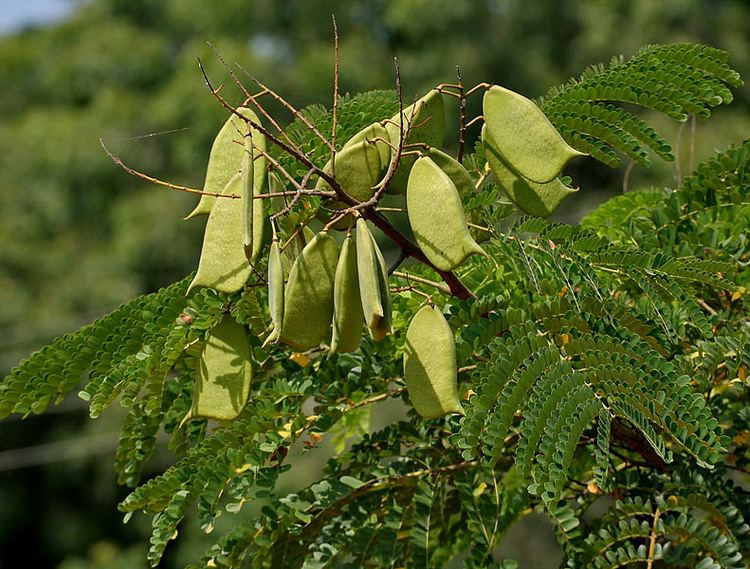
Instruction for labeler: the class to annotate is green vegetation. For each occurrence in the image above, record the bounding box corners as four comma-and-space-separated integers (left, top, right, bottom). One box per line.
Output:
1, 2, 749, 567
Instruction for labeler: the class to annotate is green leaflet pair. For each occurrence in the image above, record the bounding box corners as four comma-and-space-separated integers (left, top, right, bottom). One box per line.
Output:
188, 107, 268, 294
482, 85, 584, 217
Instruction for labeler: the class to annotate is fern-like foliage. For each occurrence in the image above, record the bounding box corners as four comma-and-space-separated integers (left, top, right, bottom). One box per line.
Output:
540, 43, 743, 168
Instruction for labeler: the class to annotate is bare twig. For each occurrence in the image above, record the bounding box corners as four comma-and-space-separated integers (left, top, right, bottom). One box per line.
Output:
331, 15, 340, 177
393, 271, 452, 295
236, 65, 335, 154
270, 169, 316, 221
465, 115, 485, 129
207, 42, 298, 151
456, 66, 467, 163
646, 507, 661, 569
466, 82, 491, 96
100, 139, 239, 198
197, 58, 340, 191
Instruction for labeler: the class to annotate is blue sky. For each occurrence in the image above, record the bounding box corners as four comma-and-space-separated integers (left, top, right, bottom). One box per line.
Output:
0, 0, 75, 34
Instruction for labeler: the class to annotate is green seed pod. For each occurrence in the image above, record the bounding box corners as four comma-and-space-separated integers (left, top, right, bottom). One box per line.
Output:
483, 126, 578, 217
241, 132, 254, 262
265, 238, 284, 345
189, 314, 252, 421
278, 231, 340, 350
331, 234, 365, 353
406, 156, 485, 271
345, 122, 392, 166
426, 147, 475, 197
483, 85, 585, 184
186, 107, 261, 219
356, 219, 392, 341
189, 173, 252, 294
427, 148, 487, 242
403, 305, 464, 419
315, 139, 387, 202
250, 121, 268, 264
315, 137, 388, 231
385, 89, 445, 194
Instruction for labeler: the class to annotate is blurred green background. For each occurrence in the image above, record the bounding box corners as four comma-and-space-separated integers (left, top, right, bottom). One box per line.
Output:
0, 1, 747, 567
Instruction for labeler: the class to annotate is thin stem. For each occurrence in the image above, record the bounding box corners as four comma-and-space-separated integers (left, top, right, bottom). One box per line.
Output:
235, 64, 335, 154
331, 15, 340, 177
465, 115, 484, 129
645, 507, 661, 569
456, 66, 467, 163
622, 160, 635, 193
674, 119, 687, 186
207, 43, 298, 150
466, 82, 491, 96
100, 139, 239, 198
197, 58, 340, 191
392, 271, 452, 295
270, 169, 316, 221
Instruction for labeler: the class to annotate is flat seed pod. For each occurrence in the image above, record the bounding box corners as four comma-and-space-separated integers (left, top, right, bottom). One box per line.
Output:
385, 89, 445, 194
427, 148, 487, 242
483, 126, 578, 217
403, 305, 463, 419
315, 138, 387, 230
345, 122, 391, 166
250, 122, 268, 264
315, 139, 386, 202
186, 107, 260, 219
190, 314, 252, 421
331, 234, 365, 353
241, 132, 254, 262
356, 219, 392, 341
427, 147, 475, 197
406, 156, 485, 271
266, 238, 284, 345
278, 231, 339, 350
189, 174, 252, 294
483, 85, 585, 184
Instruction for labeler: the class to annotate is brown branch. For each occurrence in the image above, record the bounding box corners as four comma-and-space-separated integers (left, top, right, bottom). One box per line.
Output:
465, 115, 484, 129
363, 209, 474, 300
100, 139, 240, 198
610, 418, 668, 471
